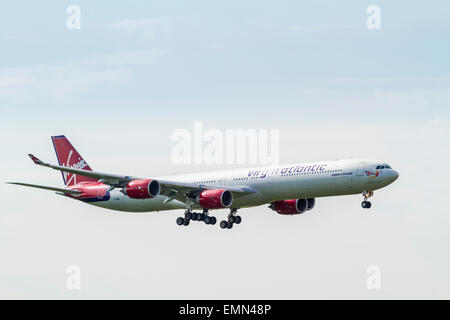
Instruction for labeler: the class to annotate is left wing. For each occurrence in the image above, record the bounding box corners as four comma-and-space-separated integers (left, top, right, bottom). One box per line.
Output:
28, 154, 136, 187
157, 179, 256, 204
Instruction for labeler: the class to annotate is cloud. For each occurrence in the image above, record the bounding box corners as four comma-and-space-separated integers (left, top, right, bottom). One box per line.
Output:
109, 18, 173, 40
0, 64, 130, 104
288, 25, 349, 32
100, 49, 166, 66
0, 34, 19, 40
0, 49, 166, 104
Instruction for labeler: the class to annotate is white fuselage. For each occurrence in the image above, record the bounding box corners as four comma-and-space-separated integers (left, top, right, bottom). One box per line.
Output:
89, 159, 399, 213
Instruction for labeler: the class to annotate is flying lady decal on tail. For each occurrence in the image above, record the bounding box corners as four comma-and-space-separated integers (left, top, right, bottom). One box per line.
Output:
51, 135, 97, 186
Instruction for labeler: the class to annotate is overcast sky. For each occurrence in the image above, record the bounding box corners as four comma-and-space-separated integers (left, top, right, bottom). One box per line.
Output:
1, 1, 449, 299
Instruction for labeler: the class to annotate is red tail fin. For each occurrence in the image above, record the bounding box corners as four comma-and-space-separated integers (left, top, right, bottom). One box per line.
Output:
51, 135, 97, 186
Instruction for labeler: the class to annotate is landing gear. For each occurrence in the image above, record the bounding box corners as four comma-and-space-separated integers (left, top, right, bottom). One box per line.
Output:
176, 209, 217, 226
361, 201, 372, 209
204, 216, 217, 225
219, 220, 234, 229
176, 210, 193, 226
220, 208, 241, 230
201, 209, 216, 225
361, 191, 374, 209
220, 220, 228, 229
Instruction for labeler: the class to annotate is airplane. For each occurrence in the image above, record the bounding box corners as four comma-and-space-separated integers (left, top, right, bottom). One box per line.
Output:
7, 135, 399, 229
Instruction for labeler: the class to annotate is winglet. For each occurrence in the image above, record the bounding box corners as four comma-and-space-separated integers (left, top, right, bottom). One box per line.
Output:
28, 154, 43, 165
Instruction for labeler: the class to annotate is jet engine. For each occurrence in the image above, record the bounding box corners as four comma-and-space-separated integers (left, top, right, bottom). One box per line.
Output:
306, 198, 315, 210
196, 189, 233, 209
123, 179, 160, 199
269, 198, 308, 215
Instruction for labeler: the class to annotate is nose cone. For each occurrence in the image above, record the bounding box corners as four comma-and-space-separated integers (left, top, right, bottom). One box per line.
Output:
390, 170, 399, 182
393, 170, 399, 180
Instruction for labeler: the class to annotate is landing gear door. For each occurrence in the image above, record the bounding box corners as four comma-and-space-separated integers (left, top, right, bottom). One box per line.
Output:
356, 162, 366, 176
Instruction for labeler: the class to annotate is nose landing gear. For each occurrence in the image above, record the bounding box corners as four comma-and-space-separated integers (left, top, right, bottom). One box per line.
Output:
361, 190, 373, 209
220, 208, 242, 230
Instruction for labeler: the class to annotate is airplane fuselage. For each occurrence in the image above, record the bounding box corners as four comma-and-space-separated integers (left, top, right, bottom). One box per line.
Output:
90, 158, 399, 213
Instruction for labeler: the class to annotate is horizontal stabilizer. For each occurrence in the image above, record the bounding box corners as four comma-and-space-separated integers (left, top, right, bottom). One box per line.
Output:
6, 182, 82, 196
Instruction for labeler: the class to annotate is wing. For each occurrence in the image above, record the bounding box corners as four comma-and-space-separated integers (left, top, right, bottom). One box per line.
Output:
6, 182, 82, 196
157, 179, 256, 204
28, 154, 138, 186
27, 154, 256, 203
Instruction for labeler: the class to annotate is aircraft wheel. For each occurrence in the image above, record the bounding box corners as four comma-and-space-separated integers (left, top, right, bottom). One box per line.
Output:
226, 222, 233, 229
220, 220, 227, 229
183, 218, 190, 226
192, 212, 198, 221
361, 201, 372, 209
228, 215, 235, 223
234, 216, 242, 224
209, 217, 217, 225
204, 216, 211, 224
176, 217, 184, 225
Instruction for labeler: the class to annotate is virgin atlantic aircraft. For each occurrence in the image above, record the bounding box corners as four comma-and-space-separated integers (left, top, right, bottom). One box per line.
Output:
8, 136, 399, 229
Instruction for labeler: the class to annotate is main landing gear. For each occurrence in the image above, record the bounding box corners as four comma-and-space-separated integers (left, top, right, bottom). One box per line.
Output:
219, 208, 242, 230
176, 207, 241, 229
176, 209, 217, 227
361, 190, 374, 209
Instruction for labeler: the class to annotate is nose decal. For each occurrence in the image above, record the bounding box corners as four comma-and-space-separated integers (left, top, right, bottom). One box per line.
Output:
365, 170, 380, 178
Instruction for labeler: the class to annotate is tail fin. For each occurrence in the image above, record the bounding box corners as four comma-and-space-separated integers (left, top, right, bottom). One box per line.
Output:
51, 135, 97, 186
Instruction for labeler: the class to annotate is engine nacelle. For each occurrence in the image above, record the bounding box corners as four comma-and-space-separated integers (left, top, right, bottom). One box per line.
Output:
123, 179, 160, 199
196, 189, 233, 209
69, 182, 110, 201
306, 198, 315, 210
270, 198, 308, 215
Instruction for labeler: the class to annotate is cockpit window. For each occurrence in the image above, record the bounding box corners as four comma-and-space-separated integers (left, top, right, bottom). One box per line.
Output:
376, 164, 392, 169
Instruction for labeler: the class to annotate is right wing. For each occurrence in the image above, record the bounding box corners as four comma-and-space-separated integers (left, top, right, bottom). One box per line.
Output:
6, 182, 82, 196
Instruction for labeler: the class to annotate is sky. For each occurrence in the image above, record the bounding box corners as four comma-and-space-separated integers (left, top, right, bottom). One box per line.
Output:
0, 1, 449, 299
